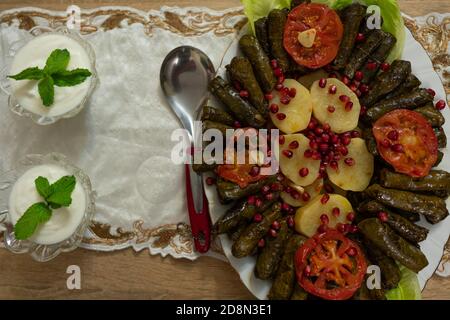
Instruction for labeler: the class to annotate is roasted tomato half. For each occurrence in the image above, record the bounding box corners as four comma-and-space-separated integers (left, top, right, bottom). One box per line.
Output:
284, 3, 344, 69
295, 229, 367, 300
373, 109, 438, 178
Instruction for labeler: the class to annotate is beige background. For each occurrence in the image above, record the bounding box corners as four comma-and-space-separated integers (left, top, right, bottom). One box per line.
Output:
0, 0, 449, 299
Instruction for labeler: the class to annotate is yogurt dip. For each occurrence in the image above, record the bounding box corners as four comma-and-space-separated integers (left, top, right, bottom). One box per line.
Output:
8, 164, 87, 245
9, 33, 92, 117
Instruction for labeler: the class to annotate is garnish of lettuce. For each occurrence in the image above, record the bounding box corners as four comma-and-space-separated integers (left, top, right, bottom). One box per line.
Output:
241, 0, 405, 61
386, 265, 422, 300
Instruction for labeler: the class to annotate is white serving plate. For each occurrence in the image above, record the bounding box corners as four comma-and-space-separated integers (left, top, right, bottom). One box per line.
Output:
205, 24, 450, 300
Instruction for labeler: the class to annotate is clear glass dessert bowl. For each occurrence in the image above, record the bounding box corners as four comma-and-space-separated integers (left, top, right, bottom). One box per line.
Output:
0, 26, 98, 125
0, 153, 95, 262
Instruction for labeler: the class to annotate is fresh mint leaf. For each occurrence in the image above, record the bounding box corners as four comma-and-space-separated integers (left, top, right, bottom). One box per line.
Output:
44, 48, 70, 75
14, 202, 52, 240
47, 175, 76, 208
53, 68, 92, 87
8, 67, 45, 80
35, 176, 52, 199
38, 75, 55, 107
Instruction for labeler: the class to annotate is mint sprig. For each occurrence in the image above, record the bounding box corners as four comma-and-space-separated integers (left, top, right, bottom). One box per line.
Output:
8, 48, 92, 107
14, 175, 76, 240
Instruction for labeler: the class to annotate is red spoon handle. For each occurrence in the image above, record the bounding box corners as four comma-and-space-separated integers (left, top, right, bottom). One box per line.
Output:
185, 163, 211, 253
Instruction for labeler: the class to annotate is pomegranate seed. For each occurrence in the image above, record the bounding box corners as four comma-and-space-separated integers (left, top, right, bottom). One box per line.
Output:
291, 190, 301, 200
281, 203, 291, 212
289, 88, 297, 98
329, 85, 337, 94
426, 88, 436, 97
247, 195, 256, 205
308, 119, 317, 130
339, 145, 349, 156
302, 191, 311, 202
351, 130, 360, 138
345, 101, 354, 111
319, 143, 329, 152
342, 76, 350, 85
332, 207, 340, 217
278, 136, 285, 147
436, 100, 446, 110
282, 150, 293, 158
344, 158, 355, 166
265, 93, 273, 101
270, 59, 278, 69
255, 198, 263, 208
269, 228, 278, 237
331, 135, 339, 144
253, 213, 263, 223
272, 220, 281, 230
309, 140, 318, 150
319, 78, 327, 88
347, 212, 355, 222
359, 84, 369, 94
378, 211, 389, 222
339, 95, 350, 103
274, 67, 283, 77
299, 167, 309, 177
356, 33, 365, 42
315, 127, 324, 135
346, 247, 357, 257
289, 141, 299, 149
277, 113, 287, 120
206, 177, 216, 185
234, 121, 241, 128
391, 144, 404, 153
381, 139, 391, 148
349, 83, 358, 92
275, 83, 284, 91
271, 183, 281, 191
262, 185, 271, 194
317, 224, 328, 234
354, 71, 364, 81
341, 136, 351, 146
360, 105, 367, 116
324, 184, 334, 194
329, 73, 338, 78
380, 62, 390, 72
330, 161, 338, 170
249, 166, 260, 177
337, 223, 346, 233
270, 103, 279, 114
304, 149, 313, 158
265, 192, 274, 201
349, 225, 359, 233
320, 214, 329, 225
366, 61, 377, 71
287, 216, 295, 228
387, 130, 399, 141
239, 90, 249, 98
257, 238, 265, 248
323, 123, 331, 132
321, 134, 330, 143
321, 193, 330, 205
285, 186, 292, 194
312, 151, 321, 160
280, 96, 291, 105
277, 75, 285, 84
327, 105, 336, 113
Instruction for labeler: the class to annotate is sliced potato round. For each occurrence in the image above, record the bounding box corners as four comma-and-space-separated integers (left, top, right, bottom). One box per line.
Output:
279, 134, 321, 187
311, 78, 361, 133
281, 178, 324, 207
270, 79, 312, 134
295, 194, 354, 237
327, 138, 374, 192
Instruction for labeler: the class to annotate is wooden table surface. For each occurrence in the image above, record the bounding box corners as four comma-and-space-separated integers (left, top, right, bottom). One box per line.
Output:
0, 0, 449, 300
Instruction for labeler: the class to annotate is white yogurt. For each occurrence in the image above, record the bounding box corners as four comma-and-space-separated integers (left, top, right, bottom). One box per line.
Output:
9, 34, 92, 117
8, 164, 87, 245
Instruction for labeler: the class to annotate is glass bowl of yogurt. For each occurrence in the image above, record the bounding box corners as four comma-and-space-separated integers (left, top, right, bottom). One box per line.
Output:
0, 26, 97, 125
0, 153, 95, 262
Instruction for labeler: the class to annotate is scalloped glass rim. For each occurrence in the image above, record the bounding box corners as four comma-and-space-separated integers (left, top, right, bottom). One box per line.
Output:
0, 153, 96, 262
0, 26, 98, 125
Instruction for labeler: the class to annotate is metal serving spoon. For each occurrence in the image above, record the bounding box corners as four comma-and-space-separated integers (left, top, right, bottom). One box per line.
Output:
160, 46, 215, 253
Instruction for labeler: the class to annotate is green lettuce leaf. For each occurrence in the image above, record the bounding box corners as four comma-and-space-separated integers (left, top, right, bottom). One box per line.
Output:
241, 0, 405, 60
386, 265, 422, 300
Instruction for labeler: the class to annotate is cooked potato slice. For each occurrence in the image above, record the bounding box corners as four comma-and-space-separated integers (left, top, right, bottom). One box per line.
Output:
311, 78, 361, 133
327, 138, 374, 192
270, 79, 312, 134
281, 179, 324, 207
295, 194, 354, 237
279, 134, 321, 186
